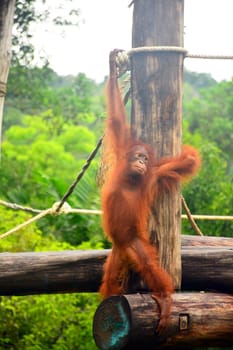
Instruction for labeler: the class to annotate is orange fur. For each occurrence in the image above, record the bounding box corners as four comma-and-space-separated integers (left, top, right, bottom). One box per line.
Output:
100, 50, 201, 333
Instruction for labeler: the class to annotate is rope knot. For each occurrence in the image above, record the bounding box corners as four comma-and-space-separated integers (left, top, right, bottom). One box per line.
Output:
50, 201, 72, 215
116, 51, 130, 77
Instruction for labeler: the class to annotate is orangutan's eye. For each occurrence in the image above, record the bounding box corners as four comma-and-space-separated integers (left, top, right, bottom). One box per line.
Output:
136, 153, 148, 163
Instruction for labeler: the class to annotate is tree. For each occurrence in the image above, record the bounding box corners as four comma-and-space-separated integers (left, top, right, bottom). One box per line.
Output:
184, 69, 217, 91
13, 0, 80, 65
4, 65, 105, 131
183, 80, 233, 165
0, 111, 102, 245
0, 0, 16, 143
182, 124, 233, 237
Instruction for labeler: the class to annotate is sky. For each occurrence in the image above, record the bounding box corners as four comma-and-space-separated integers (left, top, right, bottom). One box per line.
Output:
33, 0, 233, 82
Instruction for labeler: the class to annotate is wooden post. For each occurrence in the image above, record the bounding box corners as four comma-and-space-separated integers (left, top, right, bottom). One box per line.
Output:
93, 293, 233, 350
0, 0, 15, 144
130, 1, 185, 288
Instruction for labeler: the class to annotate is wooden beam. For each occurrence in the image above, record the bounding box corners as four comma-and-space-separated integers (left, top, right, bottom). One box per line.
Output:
93, 292, 233, 349
0, 239, 232, 295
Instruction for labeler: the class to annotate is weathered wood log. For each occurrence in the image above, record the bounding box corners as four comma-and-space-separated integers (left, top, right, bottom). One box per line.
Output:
131, 0, 185, 290
181, 234, 233, 247
93, 292, 233, 349
181, 247, 233, 292
0, 242, 232, 295
0, 250, 107, 295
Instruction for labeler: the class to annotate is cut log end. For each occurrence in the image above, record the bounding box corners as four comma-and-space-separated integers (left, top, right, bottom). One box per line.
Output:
93, 296, 131, 350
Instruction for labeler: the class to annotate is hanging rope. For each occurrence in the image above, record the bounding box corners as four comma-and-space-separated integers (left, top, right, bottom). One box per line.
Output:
55, 136, 103, 213
181, 196, 203, 236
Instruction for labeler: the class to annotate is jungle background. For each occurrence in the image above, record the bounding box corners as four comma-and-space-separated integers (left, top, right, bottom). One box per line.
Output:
0, 1, 232, 349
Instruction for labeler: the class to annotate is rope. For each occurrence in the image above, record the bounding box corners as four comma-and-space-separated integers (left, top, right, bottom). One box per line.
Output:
0, 200, 42, 214
0, 136, 103, 239
0, 209, 51, 240
181, 214, 233, 221
0, 201, 102, 239
0, 135, 103, 238
181, 196, 203, 236
129, 46, 233, 59
116, 48, 233, 76
186, 54, 233, 60
0, 197, 232, 239
1, 200, 232, 220
0, 199, 102, 215
129, 46, 188, 55
55, 136, 103, 213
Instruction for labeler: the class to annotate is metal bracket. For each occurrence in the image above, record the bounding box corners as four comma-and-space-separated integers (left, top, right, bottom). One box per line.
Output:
179, 313, 190, 331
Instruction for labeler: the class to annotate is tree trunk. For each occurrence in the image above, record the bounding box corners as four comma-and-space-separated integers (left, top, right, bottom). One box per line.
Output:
131, 0, 185, 289
93, 293, 233, 349
0, 0, 15, 143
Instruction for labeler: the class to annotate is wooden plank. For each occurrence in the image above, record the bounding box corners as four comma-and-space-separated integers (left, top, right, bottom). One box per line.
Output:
0, 244, 232, 295
93, 292, 233, 349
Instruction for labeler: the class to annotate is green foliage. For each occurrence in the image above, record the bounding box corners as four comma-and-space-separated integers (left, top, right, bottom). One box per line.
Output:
3, 66, 105, 245
1, 62, 233, 350
184, 69, 217, 91
5, 66, 105, 131
183, 76, 233, 237
0, 293, 98, 350
0, 110, 102, 245
58, 124, 96, 155
0, 206, 74, 252
182, 124, 233, 237
183, 80, 233, 165
0, 208, 99, 350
